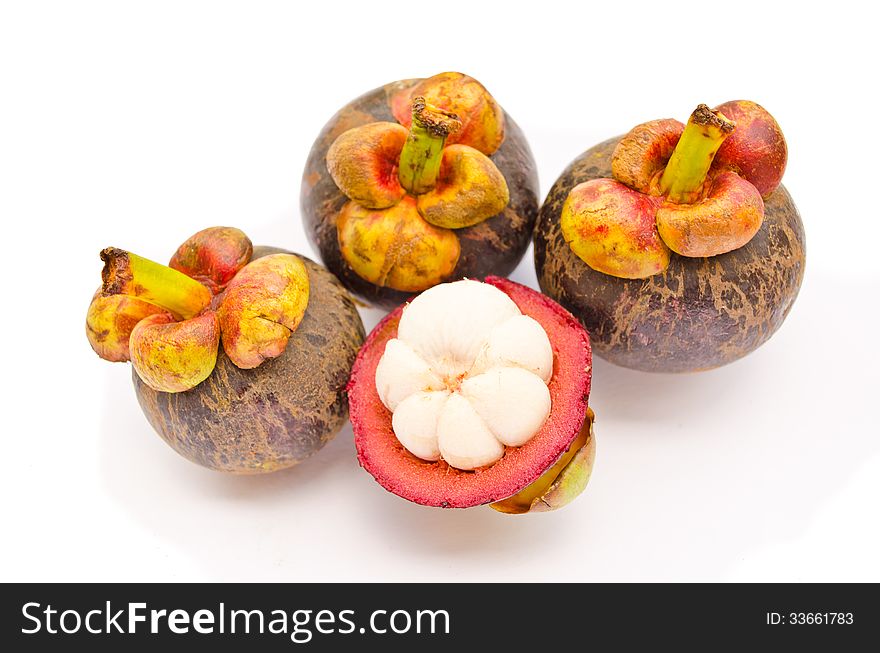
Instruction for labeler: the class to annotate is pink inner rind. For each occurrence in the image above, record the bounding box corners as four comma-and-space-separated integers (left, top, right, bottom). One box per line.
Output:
348, 276, 592, 508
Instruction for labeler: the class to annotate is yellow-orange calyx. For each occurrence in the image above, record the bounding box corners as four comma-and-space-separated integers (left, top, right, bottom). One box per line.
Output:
391, 72, 506, 156
416, 145, 509, 229
129, 312, 220, 393
88, 230, 312, 393
656, 170, 764, 257
611, 119, 684, 195
562, 102, 778, 278
169, 226, 253, 293
336, 196, 460, 292
327, 123, 408, 209
326, 78, 513, 292
86, 291, 168, 362
218, 254, 311, 369
561, 179, 671, 279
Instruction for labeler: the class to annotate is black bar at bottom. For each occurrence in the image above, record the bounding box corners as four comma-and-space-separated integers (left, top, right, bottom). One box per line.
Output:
1, 583, 875, 650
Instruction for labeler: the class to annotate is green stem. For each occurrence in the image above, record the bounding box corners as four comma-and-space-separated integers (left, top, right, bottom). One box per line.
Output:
100, 247, 212, 319
398, 97, 462, 195
659, 104, 735, 203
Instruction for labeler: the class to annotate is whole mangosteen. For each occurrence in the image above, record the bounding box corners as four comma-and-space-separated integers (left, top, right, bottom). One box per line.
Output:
87, 227, 365, 473
301, 72, 539, 308
534, 101, 805, 373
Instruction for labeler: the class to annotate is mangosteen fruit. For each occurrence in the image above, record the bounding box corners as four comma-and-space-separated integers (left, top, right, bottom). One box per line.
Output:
87, 227, 365, 473
301, 72, 540, 308
534, 101, 805, 372
348, 278, 595, 513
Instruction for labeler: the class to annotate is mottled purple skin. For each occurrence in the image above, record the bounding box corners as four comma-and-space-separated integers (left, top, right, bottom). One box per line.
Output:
535, 138, 806, 373
133, 248, 365, 473
301, 79, 540, 308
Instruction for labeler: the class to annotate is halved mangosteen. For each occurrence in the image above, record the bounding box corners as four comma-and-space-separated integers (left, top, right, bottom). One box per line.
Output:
348, 277, 595, 513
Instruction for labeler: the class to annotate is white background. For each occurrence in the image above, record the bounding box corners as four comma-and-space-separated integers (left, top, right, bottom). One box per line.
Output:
2, 0, 878, 582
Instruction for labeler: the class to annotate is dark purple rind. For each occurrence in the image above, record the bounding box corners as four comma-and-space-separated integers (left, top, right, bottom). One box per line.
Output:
301, 79, 539, 308
534, 137, 806, 373
133, 249, 365, 473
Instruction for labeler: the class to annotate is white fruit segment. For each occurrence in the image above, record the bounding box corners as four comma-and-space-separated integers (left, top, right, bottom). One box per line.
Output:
375, 279, 554, 471
437, 394, 505, 470
396, 279, 520, 379
392, 391, 448, 461
471, 314, 554, 383
375, 339, 444, 411
459, 368, 551, 447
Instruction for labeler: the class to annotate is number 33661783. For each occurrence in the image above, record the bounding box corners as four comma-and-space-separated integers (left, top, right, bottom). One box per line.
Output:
788, 613, 854, 625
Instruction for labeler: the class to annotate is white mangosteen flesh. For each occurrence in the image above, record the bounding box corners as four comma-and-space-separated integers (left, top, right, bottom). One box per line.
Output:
375, 279, 553, 471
